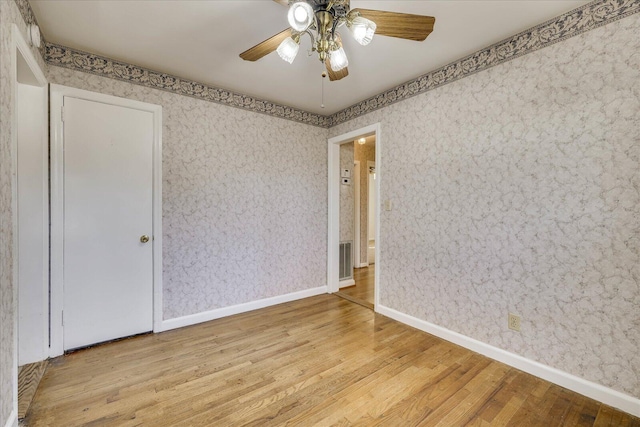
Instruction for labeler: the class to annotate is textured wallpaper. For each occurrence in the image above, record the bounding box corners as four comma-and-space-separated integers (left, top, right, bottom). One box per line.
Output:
0, 4, 16, 421
339, 143, 354, 243
329, 0, 640, 127
47, 66, 328, 320
354, 142, 375, 266
5, 3, 639, 421
0, 1, 48, 425
330, 13, 640, 398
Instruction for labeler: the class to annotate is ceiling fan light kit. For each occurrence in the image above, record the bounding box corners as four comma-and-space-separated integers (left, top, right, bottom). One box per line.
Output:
277, 1, 374, 71
288, 1, 315, 31
277, 34, 301, 63
240, 0, 436, 81
347, 15, 376, 46
329, 46, 348, 71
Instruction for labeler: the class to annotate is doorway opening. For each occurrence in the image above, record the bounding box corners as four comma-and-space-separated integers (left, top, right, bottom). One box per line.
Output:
12, 23, 49, 421
327, 124, 380, 310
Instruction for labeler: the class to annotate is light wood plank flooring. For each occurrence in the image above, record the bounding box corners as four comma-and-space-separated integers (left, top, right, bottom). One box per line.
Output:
18, 360, 48, 419
23, 295, 639, 426
338, 266, 375, 309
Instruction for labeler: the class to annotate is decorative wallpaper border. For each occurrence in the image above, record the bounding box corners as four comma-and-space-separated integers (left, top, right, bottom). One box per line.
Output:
328, 0, 640, 126
19, 0, 640, 128
44, 43, 330, 128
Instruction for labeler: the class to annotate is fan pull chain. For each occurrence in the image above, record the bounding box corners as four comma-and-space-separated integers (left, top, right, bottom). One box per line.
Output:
321, 71, 326, 109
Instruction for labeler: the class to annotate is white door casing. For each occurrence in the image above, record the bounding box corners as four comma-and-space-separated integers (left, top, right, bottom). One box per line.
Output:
50, 85, 163, 355
353, 160, 361, 269
367, 161, 376, 265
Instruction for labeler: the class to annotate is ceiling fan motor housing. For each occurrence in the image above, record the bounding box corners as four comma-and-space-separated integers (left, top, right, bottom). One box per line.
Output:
305, 0, 350, 17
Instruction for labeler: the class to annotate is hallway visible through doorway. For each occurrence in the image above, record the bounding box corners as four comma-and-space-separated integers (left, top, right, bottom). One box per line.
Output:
329, 123, 380, 311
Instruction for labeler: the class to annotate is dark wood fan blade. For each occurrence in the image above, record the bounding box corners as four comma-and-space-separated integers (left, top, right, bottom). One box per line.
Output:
240, 28, 292, 61
352, 8, 435, 41
273, 0, 289, 6
325, 59, 348, 81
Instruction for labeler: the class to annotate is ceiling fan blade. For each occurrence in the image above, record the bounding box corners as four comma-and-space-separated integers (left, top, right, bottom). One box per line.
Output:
240, 28, 292, 61
352, 8, 435, 41
325, 59, 348, 81
272, 0, 289, 6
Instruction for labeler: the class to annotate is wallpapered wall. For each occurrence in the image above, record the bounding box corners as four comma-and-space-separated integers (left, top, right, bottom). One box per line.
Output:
47, 66, 329, 319
0, 1, 48, 425
330, 13, 640, 398
339, 143, 354, 244
354, 142, 375, 266
3, 5, 639, 425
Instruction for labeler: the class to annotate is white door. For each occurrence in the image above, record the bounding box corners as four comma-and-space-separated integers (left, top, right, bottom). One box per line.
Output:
63, 96, 153, 350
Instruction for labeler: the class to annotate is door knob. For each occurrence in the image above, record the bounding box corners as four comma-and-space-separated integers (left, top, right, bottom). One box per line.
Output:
140, 235, 150, 243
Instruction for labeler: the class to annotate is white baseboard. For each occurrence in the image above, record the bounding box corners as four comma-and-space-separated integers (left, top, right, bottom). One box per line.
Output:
339, 278, 355, 288
377, 304, 640, 418
158, 286, 327, 332
4, 410, 17, 427
355, 263, 369, 268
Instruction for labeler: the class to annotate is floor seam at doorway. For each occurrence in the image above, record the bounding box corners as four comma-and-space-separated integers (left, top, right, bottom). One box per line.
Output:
334, 291, 374, 310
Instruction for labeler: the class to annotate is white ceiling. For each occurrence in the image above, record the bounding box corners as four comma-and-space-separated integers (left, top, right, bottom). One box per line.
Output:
31, 0, 589, 115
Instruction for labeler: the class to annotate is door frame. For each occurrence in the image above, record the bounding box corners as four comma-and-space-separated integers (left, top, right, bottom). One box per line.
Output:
353, 160, 361, 269
366, 160, 376, 265
327, 123, 381, 309
10, 23, 48, 423
49, 84, 163, 357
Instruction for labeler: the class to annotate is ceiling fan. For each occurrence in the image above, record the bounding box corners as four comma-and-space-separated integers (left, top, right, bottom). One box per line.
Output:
239, 0, 436, 81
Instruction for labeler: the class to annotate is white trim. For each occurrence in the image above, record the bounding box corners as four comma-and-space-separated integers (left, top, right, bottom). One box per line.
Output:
377, 304, 640, 418
11, 23, 48, 423
355, 262, 369, 268
39, 84, 49, 360
353, 160, 361, 269
152, 99, 164, 333
3, 410, 17, 427
327, 123, 381, 304
327, 135, 340, 293
49, 89, 64, 357
158, 286, 328, 332
366, 160, 376, 265
373, 138, 381, 309
49, 84, 163, 356
339, 279, 355, 288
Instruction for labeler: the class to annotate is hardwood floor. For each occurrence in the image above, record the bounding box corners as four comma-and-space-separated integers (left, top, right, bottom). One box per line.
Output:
24, 295, 639, 426
18, 360, 48, 419
338, 266, 374, 308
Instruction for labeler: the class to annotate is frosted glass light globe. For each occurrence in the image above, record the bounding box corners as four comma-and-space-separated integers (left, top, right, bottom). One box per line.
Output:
348, 16, 376, 46
277, 36, 300, 64
288, 2, 314, 32
329, 46, 348, 71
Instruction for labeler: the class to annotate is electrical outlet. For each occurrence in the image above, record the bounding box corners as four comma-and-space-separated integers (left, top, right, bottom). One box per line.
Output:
508, 313, 521, 332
